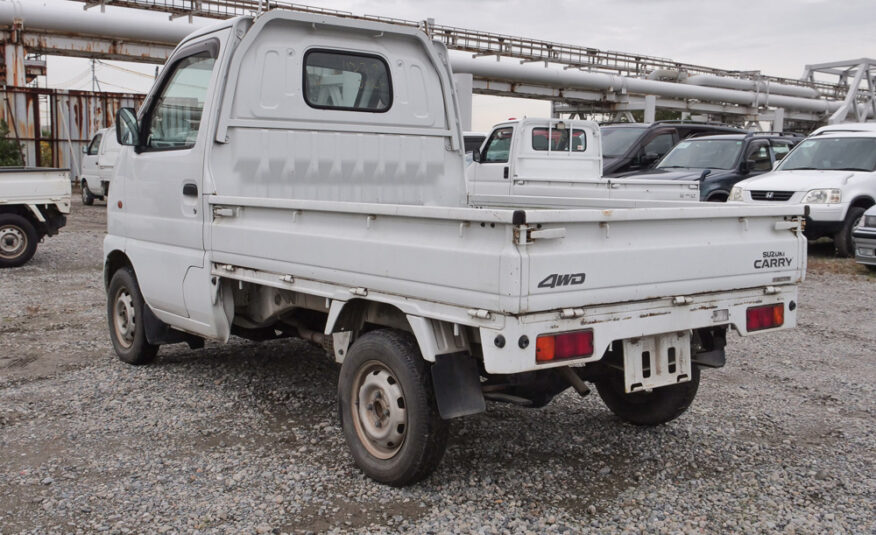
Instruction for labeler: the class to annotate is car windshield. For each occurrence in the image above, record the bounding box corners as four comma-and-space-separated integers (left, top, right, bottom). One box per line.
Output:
600, 126, 647, 157
657, 139, 743, 170
779, 137, 876, 172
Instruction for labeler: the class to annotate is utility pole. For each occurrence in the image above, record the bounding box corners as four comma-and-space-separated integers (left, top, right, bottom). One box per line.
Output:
91, 58, 95, 92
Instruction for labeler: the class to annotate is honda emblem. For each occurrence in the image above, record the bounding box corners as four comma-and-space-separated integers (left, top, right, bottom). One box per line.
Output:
765, 191, 774, 199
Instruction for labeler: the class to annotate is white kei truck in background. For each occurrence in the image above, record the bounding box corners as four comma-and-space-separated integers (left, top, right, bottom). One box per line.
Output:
104, 11, 807, 486
0, 168, 70, 267
468, 118, 700, 206
78, 126, 122, 205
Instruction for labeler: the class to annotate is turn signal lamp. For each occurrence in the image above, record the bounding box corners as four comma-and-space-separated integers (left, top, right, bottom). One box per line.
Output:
536, 330, 594, 363
746, 304, 784, 331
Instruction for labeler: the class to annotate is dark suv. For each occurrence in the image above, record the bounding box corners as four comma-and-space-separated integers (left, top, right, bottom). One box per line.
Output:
615, 132, 803, 201
601, 121, 746, 177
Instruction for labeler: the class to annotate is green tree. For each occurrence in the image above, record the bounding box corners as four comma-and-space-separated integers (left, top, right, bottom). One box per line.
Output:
0, 119, 23, 166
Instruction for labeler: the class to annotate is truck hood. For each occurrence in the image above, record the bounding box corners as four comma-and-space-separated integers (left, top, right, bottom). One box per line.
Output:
737, 169, 864, 191
617, 168, 735, 182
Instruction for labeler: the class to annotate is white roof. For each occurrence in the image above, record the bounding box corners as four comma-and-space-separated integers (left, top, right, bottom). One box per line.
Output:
810, 122, 876, 136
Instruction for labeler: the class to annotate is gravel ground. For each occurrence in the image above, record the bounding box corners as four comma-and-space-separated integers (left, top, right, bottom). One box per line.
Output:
1, 196, 874, 534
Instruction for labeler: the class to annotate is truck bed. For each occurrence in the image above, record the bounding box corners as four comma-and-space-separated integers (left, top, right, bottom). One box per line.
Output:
0, 168, 72, 210
208, 195, 805, 316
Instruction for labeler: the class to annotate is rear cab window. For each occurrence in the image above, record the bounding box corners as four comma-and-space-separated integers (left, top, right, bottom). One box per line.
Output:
304, 50, 392, 112
531, 127, 586, 152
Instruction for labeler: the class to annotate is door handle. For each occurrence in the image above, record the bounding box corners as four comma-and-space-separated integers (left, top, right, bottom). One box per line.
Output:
182, 183, 198, 196
503, 166, 509, 179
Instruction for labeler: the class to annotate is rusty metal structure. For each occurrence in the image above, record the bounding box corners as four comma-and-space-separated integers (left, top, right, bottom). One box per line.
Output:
0, 10, 145, 171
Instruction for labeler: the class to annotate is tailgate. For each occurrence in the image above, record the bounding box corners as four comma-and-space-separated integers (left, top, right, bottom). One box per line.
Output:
0, 168, 71, 205
518, 204, 806, 313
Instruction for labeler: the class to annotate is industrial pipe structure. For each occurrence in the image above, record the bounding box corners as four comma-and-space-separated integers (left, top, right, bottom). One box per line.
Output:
0, 0, 872, 144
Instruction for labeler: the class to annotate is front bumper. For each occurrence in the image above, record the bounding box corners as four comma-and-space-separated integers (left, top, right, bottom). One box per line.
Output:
479, 285, 798, 374
853, 228, 876, 266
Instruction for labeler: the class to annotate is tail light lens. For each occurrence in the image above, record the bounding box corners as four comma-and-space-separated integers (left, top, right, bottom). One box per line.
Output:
536, 330, 594, 363
746, 304, 784, 331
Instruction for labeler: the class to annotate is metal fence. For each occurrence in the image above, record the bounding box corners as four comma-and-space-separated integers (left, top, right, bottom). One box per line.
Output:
0, 86, 144, 176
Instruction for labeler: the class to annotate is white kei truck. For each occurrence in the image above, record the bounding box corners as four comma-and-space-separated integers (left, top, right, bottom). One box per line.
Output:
0, 167, 71, 267
104, 11, 807, 486
468, 118, 700, 206
79, 126, 122, 205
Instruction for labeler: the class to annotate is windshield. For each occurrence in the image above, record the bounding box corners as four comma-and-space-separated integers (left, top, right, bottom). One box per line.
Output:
779, 137, 876, 171
600, 126, 647, 157
657, 139, 743, 170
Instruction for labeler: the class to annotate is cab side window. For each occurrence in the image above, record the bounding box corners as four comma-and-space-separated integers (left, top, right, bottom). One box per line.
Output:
746, 141, 772, 171
642, 132, 674, 159
772, 141, 793, 161
482, 127, 513, 163
144, 49, 216, 151
87, 134, 102, 156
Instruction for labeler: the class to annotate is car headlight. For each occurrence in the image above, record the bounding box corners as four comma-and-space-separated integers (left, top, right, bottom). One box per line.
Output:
729, 187, 744, 202
801, 189, 841, 204
865, 215, 876, 228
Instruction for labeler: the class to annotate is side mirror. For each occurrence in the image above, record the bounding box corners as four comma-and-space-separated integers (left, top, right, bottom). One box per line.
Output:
741, 159, 756, 173
81, 145, 88, 154
472, 150, 482, 163
116, 107, 140, 147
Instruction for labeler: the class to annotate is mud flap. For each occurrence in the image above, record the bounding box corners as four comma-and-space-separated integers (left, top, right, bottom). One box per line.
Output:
430, 352, 485, 419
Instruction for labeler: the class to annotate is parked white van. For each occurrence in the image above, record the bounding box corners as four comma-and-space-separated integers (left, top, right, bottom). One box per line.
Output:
79, 126, 121, 205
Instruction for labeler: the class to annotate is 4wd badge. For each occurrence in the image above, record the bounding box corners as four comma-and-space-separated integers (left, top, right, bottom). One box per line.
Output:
538, 273, 586, 289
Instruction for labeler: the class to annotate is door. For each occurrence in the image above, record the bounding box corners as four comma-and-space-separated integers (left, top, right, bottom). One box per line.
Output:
81, 133, 101, 180
471, 126, 513, 195
122, 40, 218, 319
97, 129, 122, 184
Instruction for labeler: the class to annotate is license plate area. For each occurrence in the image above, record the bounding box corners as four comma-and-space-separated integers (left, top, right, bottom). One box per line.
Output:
622, 332, 691, 393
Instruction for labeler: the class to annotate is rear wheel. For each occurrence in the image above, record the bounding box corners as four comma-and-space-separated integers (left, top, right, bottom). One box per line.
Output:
338, 329, 449, 486
835, 206, 865, 258
0, 214, 38, 268
107, 267, 158, 365
595, 365, 700, 426
81, 181, 95, 206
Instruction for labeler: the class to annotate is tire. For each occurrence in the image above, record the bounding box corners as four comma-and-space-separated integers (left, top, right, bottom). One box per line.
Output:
0, 213, 39, 268
81, 181, 95, 206
106, 267, 159, 365
595, 364, 700, 426
834, 206, 865, 258
338, 329, 449, 486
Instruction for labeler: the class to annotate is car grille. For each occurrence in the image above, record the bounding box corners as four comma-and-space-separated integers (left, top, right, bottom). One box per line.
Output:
750, 190, 794, 201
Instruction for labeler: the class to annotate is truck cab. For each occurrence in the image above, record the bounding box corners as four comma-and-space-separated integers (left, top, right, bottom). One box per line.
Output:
79, 126, 121, 205
469, 118, 699, 205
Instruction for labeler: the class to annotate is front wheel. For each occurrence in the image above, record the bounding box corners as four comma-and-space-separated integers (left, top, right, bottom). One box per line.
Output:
338, 329, 449, 486
835, 206, 865, 258
81, 181, 95, 206
595, 365, 700, 426
107, 267, 159, 365
0, 214, 38, 268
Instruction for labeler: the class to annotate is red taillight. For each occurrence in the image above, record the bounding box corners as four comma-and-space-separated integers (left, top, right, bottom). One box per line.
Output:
536, 330, 594, 363
746, 304, 784, 331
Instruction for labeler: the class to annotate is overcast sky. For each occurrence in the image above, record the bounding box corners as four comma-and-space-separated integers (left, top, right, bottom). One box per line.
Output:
43, 0, 876, 130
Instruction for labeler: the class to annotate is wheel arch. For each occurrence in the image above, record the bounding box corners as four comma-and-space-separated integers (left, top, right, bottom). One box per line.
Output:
326, 299, 471, 363
849, 195, 875, 211
104, 250, 133, 289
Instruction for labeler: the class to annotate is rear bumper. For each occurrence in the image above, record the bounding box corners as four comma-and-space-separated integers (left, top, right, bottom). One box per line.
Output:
479, 285, 798, 374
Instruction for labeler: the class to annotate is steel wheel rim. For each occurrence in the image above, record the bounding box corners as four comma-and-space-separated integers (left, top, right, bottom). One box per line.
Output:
351, 360, 407, 460
81, 186, 89, 203
0, 225, 26, 259
113, 288, 136, 349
